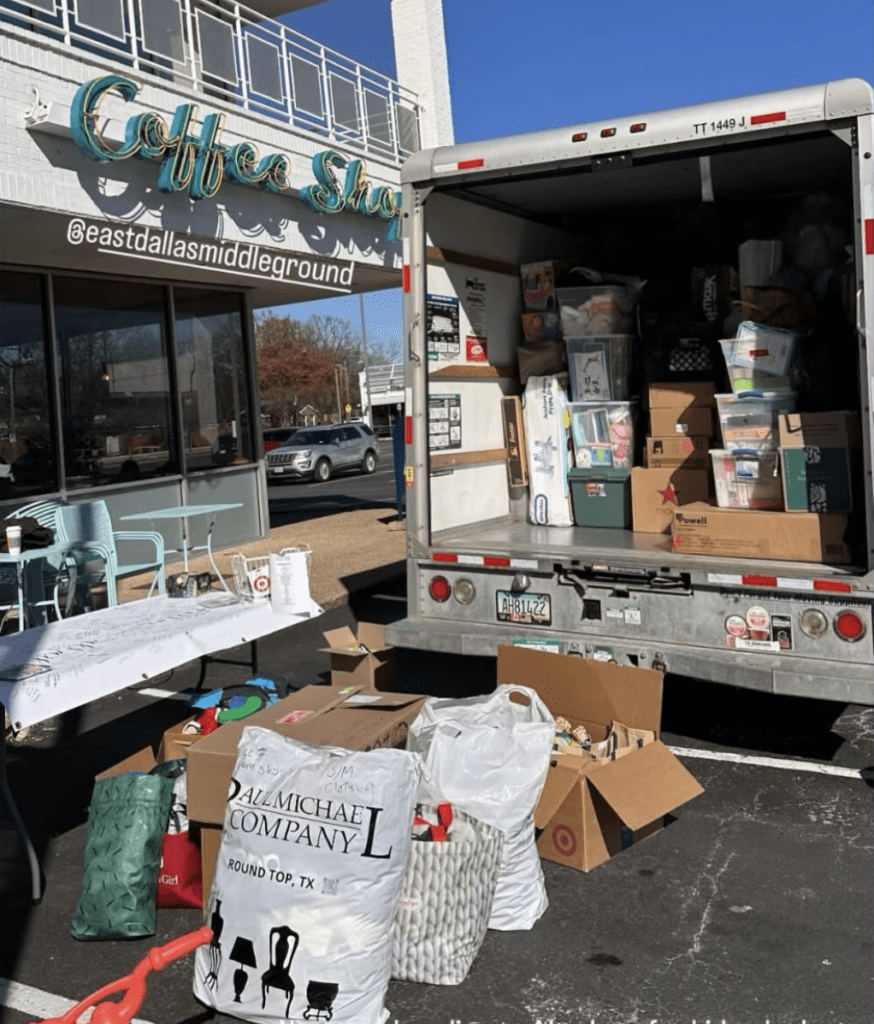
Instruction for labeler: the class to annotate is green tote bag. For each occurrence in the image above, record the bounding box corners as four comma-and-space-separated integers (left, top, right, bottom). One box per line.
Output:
70, 767, 175, 940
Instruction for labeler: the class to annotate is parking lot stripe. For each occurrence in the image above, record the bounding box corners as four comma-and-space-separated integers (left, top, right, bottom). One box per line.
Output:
669, 745, 866, 778
0, 977, 155, 1024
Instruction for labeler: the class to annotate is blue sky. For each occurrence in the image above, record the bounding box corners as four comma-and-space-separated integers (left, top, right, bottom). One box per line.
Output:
273, 0, 874, 359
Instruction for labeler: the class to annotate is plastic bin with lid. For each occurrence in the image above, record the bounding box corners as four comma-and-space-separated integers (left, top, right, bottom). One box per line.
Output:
565, 335, 633, 402
569, 401, 637, 469
719, 322, 799, 394
710, 449, 784, 510
716, 391, 797, 449
557, 285, 640, 336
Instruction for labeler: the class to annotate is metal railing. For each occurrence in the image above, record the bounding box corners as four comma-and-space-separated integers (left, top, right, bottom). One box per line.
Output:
1, 0, 421, 166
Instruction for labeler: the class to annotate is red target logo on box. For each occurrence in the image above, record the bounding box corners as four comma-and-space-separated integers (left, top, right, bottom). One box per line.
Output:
252, 572, 270, 595
552, 824, 577, 857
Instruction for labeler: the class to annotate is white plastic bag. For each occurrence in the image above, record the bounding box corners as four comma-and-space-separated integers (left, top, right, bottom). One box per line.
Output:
193, 726, 420, 1024
391, 804, 502, 984
407, 685, 555, 930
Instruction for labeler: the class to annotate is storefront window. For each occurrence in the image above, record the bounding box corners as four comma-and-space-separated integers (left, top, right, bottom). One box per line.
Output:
0, 271, 57, 501
53, 278, 178, 488
173, 288, 253, 472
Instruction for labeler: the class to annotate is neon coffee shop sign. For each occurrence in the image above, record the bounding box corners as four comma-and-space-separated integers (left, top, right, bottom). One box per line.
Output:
70, 75, 401, 241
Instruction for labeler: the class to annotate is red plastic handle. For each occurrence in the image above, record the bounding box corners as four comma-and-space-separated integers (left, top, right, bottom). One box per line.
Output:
34, 927, 213, 1024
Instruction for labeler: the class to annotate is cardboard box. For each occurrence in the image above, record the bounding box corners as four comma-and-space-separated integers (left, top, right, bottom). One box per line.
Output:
520, 260, 582, 311
779, 412, 852, 513
186, 685, 425, 826
650, 406, 713, 438
501, 395, 529, 487
644, 436, 710, 469
648, 381, 715, 409
321, 622, 395, 690
631, 467, 712, 534
199, 823, 222, 915
671, 503, 851, 563
497, 645, 703, 872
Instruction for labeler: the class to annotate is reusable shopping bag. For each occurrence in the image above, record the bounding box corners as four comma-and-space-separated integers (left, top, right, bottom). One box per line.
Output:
70, 768, 174, 940
391, 802, 502, 984
407, 684, 555, 931
193, 726, 420, 1024
155, 759, 202, 910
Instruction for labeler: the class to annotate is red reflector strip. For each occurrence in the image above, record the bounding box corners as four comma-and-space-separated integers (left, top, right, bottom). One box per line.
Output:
433, 552, 458, 562
402, 265, 410, 292
813, 579, 852, 593
483, 556, 511, 567
742, 575, 778, 587
865, 219, 873, 255
404, 415, 412, 445
750, 111, 786, 125
457, 159, 484, 169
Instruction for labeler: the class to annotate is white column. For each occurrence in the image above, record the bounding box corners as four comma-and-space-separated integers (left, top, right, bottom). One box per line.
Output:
390, 0, 455, 149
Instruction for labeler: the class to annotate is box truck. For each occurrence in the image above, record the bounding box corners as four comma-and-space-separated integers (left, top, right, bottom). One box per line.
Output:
385, 79, 874, 705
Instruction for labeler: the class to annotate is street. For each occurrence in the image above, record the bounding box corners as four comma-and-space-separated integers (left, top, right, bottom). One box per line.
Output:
1, 449, 872, 1024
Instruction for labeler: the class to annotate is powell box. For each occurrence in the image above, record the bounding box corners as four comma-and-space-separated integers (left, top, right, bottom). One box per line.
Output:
671, 503, 851, 563
497, 645, 703, 873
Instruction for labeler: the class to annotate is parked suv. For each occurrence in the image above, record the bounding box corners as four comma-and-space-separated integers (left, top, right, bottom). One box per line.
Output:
265, 423, 378, 483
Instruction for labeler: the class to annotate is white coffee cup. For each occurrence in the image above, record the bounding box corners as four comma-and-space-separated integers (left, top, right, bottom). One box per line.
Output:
6, 525, 22, 556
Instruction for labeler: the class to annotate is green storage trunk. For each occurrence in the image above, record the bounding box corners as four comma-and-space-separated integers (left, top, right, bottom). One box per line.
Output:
568, 467, 631, 528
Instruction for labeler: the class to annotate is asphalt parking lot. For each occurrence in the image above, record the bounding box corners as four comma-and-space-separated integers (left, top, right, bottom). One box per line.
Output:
3, 567, 872, 1024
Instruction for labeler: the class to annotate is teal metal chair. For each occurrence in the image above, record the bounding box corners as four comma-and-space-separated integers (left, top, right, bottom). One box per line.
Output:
3, 499, 79, 624
55, 499, 166, 607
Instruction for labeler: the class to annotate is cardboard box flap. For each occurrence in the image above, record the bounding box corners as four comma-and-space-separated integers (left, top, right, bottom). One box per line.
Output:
96, 746, 156, 781
356, 621, 387, 652
497, 645, 664, 733
322, 625, 360, 653
779, 411, 849, 449
534, 761, 582, 830
586, 740, 704, 830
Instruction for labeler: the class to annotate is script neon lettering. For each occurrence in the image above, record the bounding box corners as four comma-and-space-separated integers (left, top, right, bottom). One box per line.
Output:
71, 76, 402, 238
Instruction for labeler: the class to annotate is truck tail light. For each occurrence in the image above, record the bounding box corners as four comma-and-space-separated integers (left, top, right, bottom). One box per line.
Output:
833, 610, 865, 642
429, 575, 451, 602
800, 609, 828, 638
453, 578, 475, 604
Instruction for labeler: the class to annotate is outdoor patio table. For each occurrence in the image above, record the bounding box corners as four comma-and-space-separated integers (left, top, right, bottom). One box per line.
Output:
121, 503, 243, 593
0, 589, 322, 902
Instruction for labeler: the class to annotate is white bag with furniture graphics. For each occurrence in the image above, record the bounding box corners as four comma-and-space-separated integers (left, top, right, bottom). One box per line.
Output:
193, 726, 420, 1024
406, 685, 555, 931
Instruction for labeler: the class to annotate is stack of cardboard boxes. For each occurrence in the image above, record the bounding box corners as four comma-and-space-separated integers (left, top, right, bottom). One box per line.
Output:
631, 382, 715, 534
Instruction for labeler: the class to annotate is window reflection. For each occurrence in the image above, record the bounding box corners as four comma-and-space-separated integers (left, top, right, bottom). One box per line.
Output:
53, 278, 178, 488
0, 271, 57, 500
174, 288, 252, 472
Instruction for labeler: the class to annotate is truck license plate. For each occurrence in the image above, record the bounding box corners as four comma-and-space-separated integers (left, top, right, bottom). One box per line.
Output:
496, 591, 551, 625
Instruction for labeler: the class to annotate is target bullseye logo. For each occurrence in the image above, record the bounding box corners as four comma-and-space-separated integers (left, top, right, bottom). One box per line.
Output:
552, 824, 577, 857
252, 573, 270, 594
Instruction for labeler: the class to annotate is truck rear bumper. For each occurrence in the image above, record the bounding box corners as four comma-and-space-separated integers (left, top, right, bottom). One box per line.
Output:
385, 617, 874, 705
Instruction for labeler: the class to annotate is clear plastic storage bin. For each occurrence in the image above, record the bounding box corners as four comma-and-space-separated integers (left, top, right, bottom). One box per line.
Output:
719, 322, 799, 394
711, 449, 784, 510
557, 286, 639, 336
565, 335, 633, 402
716, 391, 797, 449
569, 401, 636, 469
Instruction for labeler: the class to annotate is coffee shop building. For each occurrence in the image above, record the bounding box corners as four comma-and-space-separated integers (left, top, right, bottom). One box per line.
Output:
0, 0, 453, 549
